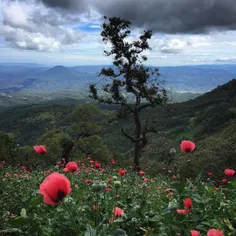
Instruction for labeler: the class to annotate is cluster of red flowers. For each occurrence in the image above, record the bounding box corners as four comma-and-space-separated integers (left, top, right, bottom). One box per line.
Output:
176, 198, 192, 214
190, 229, 224, 236
30, 143, 230, 235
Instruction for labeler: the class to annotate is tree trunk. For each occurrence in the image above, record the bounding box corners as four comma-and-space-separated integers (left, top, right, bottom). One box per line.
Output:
134, 142, 141, 170
61, 140, 74, 165
134, 96, 141, 170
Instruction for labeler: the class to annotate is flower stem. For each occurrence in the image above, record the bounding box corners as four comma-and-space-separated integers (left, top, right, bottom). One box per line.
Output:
63, 201, 80, 235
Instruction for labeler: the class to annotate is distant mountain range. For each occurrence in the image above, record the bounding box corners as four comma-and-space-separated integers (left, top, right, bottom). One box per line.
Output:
0, 63, 235, 94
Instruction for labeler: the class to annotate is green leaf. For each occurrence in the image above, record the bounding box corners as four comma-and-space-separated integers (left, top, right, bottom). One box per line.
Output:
112, 229, 128, 236
12, 216, 28, 227
0, 228, 23, 233
75, 189, 84, 204
171, 182, 185, 193
84, 224, 96, 236
149, 215, 162, 222
230, 179, 236, 189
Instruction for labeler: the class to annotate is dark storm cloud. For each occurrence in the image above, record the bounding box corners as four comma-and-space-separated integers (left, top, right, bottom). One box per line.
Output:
93, 0, 236, 33
37, 0, 88, 12
32, 0, 236, 33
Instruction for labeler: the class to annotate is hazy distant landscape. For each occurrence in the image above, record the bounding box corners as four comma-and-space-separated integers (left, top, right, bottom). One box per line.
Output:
1, 63, 235, 93
0, 63, 235, 110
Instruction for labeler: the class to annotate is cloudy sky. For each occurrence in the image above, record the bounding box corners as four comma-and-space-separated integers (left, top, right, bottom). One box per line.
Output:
1, 0, 236, 66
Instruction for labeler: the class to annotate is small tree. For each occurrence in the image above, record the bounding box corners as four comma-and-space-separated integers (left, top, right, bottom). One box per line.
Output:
89, 17, 167, 170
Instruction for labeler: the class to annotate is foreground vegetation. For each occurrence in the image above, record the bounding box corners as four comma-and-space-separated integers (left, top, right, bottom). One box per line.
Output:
1, 152, 235, 235
1, 15, 236, 236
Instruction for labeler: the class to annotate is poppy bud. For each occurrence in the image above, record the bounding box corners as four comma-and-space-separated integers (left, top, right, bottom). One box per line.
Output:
113, 176, 118, 180
114, 180, 121, 188
92, 182, 102, 192
99, 181, 107, 190
169, 148, 176, 155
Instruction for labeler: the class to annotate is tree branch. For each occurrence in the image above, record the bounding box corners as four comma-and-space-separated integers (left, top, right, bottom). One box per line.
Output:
121, 128, 143, 142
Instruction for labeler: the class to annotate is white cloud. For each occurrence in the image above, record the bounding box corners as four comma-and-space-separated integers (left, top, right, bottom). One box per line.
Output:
159, 38, 186, 54
2, 3, 28, 28
0, 1, 83, 52
1, 0, 236, 66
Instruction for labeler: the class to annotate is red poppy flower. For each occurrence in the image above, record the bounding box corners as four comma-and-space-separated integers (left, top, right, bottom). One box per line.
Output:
63, 168, 69, 173
95, 162, 101, 169
85, 178, 90, 184
39, 172, 71, 205
119, 169, 125, 175
111, 159, 116, 164
144, 178, 149, 182
180, 140, 196, 153
5, 173, 10, 178
113, 207, 124, 218
176, 209, 191, 214
190, 230, 200, 236
207, 229, 224, 236
65, 162, 78, 172
224, 168, 235, 176
93, 205, 100, 211
34, 145, 46, 154
184, 198, 193, 209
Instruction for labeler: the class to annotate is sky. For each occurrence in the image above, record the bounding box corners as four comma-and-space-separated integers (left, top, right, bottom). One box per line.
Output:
0, 0, 236, 66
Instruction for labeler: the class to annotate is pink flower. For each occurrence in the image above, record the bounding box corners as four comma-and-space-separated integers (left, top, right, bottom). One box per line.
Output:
176, 209, 191, 214
222, 179, 228, 183
144, 178, 149, 182
5, 173, 10, 178
65, 162, 78, 172
172, 175, 177, 180
95, 162, 101, 169
93, 205, 100, 211
39, 172, 71, 205
113, 207, 124, 218
85, 178, 90, 184
119, 169, 125, 175
207, 229, 224, 236
14, 173, 18, 177
63, 168, 69, 173
34, 145, 46, 154
111, 159, 116, 164
184, 198, 193, 209
190, 230, 200, 236
139, 171, 145, 175
224, 168, 235, 176
180, 140, 196, 153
